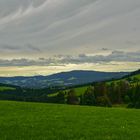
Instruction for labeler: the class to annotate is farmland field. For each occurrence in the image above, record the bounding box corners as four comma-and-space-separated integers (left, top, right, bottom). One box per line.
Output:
0, 101, 140, 140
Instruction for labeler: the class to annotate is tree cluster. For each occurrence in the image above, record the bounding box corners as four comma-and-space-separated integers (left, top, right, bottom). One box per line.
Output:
54, 81, 140, 108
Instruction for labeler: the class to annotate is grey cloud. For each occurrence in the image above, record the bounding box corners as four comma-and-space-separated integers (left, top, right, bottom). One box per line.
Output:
48, 50, 140, 64
26, 44, 41, 52
0, 0, 140, 58
0, 44, 41, 53
102, 48, 109, 51
0, 44, 18, 51
0, 50, 140, 66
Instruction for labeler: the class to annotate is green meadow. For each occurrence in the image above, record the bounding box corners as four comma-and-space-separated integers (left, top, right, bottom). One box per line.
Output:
0, 101, 140, 140
0, 86, 15, 91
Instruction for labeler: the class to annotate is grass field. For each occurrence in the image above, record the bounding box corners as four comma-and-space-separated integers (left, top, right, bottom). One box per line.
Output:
0, 86, 15, 91
0, 101, 140, 140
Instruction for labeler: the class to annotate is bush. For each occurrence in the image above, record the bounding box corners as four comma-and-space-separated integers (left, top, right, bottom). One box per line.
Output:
135, 102, 140, 109
127, 103, 134, 108
124, 95, 130, 103
67, 89, 79, 105
96, 96, 112, 107
55, 91, 66, 104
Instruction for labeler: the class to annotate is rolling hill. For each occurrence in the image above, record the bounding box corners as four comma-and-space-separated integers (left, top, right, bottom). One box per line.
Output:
0, 83, 16, 91
50, 69, 140, 97
0, 70, 129, 88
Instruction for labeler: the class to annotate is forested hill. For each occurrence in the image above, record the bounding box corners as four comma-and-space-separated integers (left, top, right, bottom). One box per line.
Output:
0, 70, 129, 88
128, 69, 140, 76
0, 69, 139, 108
0, 83, 17, 91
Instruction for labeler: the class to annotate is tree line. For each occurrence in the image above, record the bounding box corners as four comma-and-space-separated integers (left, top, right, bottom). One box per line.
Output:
0, 80, 139, 108
54, 81, 140, 108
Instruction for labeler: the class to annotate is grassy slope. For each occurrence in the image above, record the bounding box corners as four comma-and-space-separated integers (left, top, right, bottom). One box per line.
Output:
0, 86, 15, 91
48, 86, 89, 97
131, 74, 140, 79
107, 74, 140, 85
0, 101, 140, 140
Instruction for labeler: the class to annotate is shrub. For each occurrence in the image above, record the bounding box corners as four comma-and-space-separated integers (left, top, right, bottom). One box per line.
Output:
67, 89, 79, 105
96, 96, 112, 107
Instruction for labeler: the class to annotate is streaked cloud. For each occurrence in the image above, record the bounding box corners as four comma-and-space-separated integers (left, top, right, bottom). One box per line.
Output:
0, 0, 140, 75
0, 0, 140, 58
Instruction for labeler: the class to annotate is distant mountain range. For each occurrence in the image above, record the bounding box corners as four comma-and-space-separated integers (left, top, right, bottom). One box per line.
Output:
0, 70, 129, 88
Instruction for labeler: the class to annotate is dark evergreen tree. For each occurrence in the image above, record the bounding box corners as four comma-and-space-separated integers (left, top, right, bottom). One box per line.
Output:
66, 89, 79, 105
55, 91, 66, 104
81, 86, 96, 106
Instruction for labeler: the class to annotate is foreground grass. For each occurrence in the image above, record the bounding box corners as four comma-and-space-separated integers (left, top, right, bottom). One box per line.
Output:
0, 101, 140, 140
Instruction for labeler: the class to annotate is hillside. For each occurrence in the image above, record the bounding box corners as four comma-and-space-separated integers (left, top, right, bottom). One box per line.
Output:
0, 70, 128, 88
0, 83, 16, 91
50, 73, 140, 96
0, 69, 139, 107
0, 101, 140, 140
0, 70, 139, 108
126, 69, 140, 77
109, 70, 140, 85
47, 70, 140, 109
52, 70, 140, 96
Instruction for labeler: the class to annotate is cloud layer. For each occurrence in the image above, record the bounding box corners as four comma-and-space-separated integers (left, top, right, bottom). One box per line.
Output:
0, 0, 140, 58
0, 50, 140, 66
0, 0, 140, 75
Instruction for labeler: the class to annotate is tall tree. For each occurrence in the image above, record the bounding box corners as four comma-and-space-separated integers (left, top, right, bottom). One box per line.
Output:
67, 89, 79, 105
81, 86, 96, 106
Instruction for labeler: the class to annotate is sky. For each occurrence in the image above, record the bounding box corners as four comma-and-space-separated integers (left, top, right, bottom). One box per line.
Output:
0, 0, 140, 76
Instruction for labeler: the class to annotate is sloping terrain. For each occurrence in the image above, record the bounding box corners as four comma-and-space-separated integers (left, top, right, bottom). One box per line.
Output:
51, 69, 140, 97
0, 70, 128, 88
0, 83, 16, 91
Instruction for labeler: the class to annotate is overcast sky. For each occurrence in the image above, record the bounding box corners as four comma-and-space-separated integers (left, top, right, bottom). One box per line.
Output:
0, 0, 140, 76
